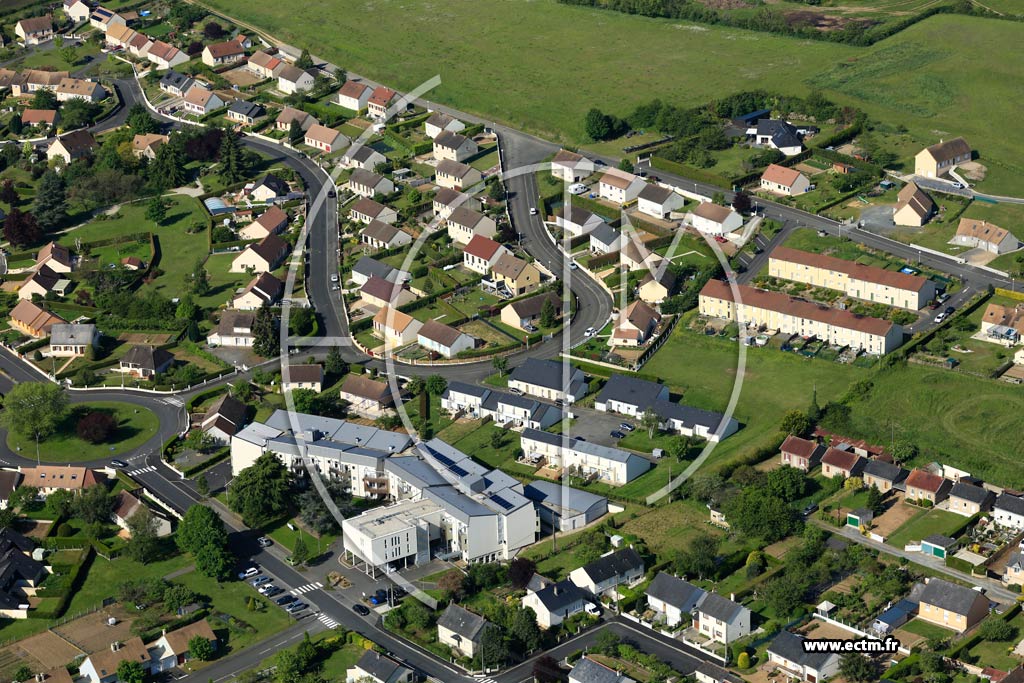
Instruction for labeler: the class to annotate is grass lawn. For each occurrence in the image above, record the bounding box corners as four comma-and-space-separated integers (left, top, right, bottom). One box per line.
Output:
6, 402, 160, 462
198, 253, 252, 310
900, 618, 956, 641
263, 516, 339, 555
965, 612, 1024, 671
885, 508, 968, 549
451, 423, 536, 479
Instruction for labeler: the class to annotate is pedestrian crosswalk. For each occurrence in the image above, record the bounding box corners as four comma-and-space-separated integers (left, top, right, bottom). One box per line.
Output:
293, 582, 323, 595
161, 396, 184, 407
128, 465, 157, 476
317, 612, 339, 629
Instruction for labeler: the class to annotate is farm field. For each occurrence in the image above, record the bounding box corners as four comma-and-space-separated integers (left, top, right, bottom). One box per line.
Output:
199, 1, 1024, 194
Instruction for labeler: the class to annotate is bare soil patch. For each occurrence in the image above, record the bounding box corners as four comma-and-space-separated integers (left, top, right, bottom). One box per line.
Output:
52, 607, 136, 655
870, 494, 921, 539
117, 332, 174, 344
14, 631, 82, 671
222, 66, 263, 87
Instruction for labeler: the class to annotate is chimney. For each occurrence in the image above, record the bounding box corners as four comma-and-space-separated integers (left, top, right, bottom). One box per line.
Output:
36, 674, 45, 683
553, 585, 560, 596
161, 628, 167, 636
111, 641, 120, 652
730, 593, 736, 602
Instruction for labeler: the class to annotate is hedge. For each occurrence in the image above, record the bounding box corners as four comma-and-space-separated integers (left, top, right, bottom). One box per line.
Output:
32, 548, 94, 619
388, 112, 431, 133
181, 448, 231, 477
186, 386, 228, 411
649, 155, 730, 189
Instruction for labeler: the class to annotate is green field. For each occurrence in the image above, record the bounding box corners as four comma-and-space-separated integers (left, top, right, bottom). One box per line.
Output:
885, 508, 966, 548
7, 401, 160, 462
198, 1, 1024, 194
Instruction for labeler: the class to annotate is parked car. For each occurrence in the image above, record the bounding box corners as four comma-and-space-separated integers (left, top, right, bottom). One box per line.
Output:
258, 583, 278, 594
330, 274, 339, 283
802, 503, 819, 517
610, 430, 626, 439
258, 537, 273, 548
509, 387, 524, 395
250, 576, 271, 587
353, 604, 370, 616
934, 311, 948, 324
276, 595, 296, 606
952, 182, 964, 189
328, 188, 337, 198
945, 306, 956, 316
238, 567, 259, 580
264, 587, 283, 598
286, 602, 308, 613
619, 422, 635, 432
937, 292, 950, 304
569, 262, 578, 270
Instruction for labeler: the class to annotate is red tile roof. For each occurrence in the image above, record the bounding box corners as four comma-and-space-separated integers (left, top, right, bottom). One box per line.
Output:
771, 246, 930, 292
906, 469, 947, 493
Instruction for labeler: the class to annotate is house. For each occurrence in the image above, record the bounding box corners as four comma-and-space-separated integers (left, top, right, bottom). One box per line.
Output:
950, 218, 1020, 254
361, 220, 411, 251
424, 111, 466, 140
610, 300, 660, 347
227, 100, 265, 126
523, 480, 607, 532
441, 385, 564, 431
336, 81, 372, 111
689, 202, 743, 236
520, 429, 648, 484
131, 133, 169, 160
200, 394, 249, 442
568, 658, 634, 683
89, 6, 124, 30
893, 182, 935, 227
208, 311, 256, 348
462, 234, 509, 274
346, 650, 413, 683
36, 241, 72, 273
304, 124, 347, 153
339, 375, 400, 418
905, 469, 952, 505
417, 320, 475, 358
49, 323, 98, 357
432, 187, 469, 219
79, 637, 151, 683
620, 239, 662, 273
250, 173, 291, 203
275, 106, 316, 133
863, 459, 907, 493
146, 41, 188, 69
202, 40, 246, 67
769, 246, 937, 311
342, 145, 387, 171
490, 253, 541, 297
247, 51, 284, 79
500, 292, 563, 332
948, 482, 994, 517
435, 160, 482, 190
646, 573, 706, 627
694, 592, 751, 644
637, 184, 685, 219
230, 234, 289, 273
56, 78, 105, 102
240, 206, 288, 241
980, 302, 1024, 345
993, 494, 1024, 530
918, 577, 990, 632
367, 86, 398, 119
47, 130, 96, 164
10, 69, 67, 97
750, 119, 804, 155
598, 170, 645, 204
21, 109, 58, 129
569, 547, 644, 597
820, 447, 865, 479
159, 71, 194, 98
148, 619, 218, 672
1004, 552, 1024, 587
372, 306, 422, 347
767, 631, 840, 683
121, 257, 144, 271
349, 169, 394, 198
360, 276, 415, 309
351, 256, 406, 287
125, 31, 153, 58
508, 358, 586, 403
634, 270, 675, 305
278, 64, 315, 95
111, 491, 172, 537
119, 345, 172, 378
9, 300, 65, 338
699, 279, 904, 355
872, 598, 918, 635
589, 223, 622, 255
15, 16, 53, 45
0, 528, 46, 619
760, 164, 810, 196
555, 205, 606, 237
436, 603, 489, 658
594, 375, 735, 442
915, 138, 972, 178
18, 466, 105, 497
19, 265, 70, 300
233, 272, 284, 310
350, 198, 398, 225
521, 578, 589, 629
447, 206, 497, 245
182, 86, 225, 116
65, 0, 92, 23
282, 365, 323, 393
779, 435, 825, 471
551, 149, 595, 183
433, 131, 478, 162
693, 662, 743, 683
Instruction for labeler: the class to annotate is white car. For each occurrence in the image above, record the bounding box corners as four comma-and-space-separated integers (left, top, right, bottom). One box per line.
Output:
584, 327, 596, 337
568, 183, 588, 195
330, 274, 339, 283
529, 207, 538, 216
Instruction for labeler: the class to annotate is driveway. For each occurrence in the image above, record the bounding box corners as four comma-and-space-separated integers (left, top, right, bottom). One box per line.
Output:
859, 204, 897, 232
566, 405, 635, 447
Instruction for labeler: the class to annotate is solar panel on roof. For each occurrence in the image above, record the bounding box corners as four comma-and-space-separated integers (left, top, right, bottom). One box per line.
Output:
489, 494, 514, 510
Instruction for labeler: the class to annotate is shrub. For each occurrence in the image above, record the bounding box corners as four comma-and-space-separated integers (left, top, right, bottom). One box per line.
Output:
76, 411, 118, 444
57, 522, 73, 536
737, 651, 751, 669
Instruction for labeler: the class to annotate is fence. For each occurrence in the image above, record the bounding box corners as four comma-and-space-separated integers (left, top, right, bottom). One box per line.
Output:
812, 614, 912, 656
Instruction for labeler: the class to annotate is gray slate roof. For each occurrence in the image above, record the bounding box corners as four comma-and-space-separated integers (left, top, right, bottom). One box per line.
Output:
437, 603, 488, 641
919, 578, 987, 615
580, 547, 643, 585
523, 480, 606, 516
768, 630, 838, 670
949, 482, 993, 506
590, 222, 620, 247
696, 591, 746, 623
509, 358, 584, 393
596, 375, 667, 409
49, 323, 95, 346
995, 493, 1024, 517
354, 650, 411, 683
863, 459, 906, 483
532, 578, 587, 613
569, 657, 630, 683
645, 572, 705, 612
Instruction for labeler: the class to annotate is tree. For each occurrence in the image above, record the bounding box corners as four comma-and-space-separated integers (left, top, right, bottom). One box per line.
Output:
509, 607, 542, 651
74, 484, 114, 524
188, 634, 215, 661
203, 21, 225, 39
126, 506, 162, 563
404, 600, 431, 629
736, 652, 751, 669
163, 584, 198, 613
145, 196, 168, 224
780, 409, 811, 437
185, 258, 211, 296
491, 355, 508, 377
666, 434, 692, 461
8, 486, 39, 512
487, 177, 505, 201
288, 119, 304, 143
150, 141, 187, 189
228, 453, 292, 527
325, 345, 347, 376
532, 655, 561, 683
978, 617, 1016, 641
508, 557, 536, 589
595, 629, 620, 656
891, 440, 918, 464
724, 489, 797, 542
219, 132, 245, 184
12, 666, 33, 683
31, 89, 57, 110
437, 569, 465, 601
252, 305, 278, 357
289, 307, 314, 336
34, 170, 67, 230
732, 190, 752, 215
478, 624, 508, 667
0, 179, 18, 206
406, 376, 425, 396
584, 108, 613, 141
196, 474, 210, 497
8, 115, 22, 136
45, 489, 74, 518
117, 660, 145, 683
59, 45, 78, 67
3, 209, 43, 247
839, 653, 877, 683
295, 49, 313, 69
539, 297, 557, 328
866, 485, 885, 516
687, 472, 725, 503
177, 505, 232, 579
640, 407, 660, 439
673, 532, 720, 580
426, 375, 447, 396
60, 98, 99, 130
76, 411, 117, 443
127, 104, 157, 134
617, 157, 634, 173
844, 476, 864, 492
291, 536, 310, 565
760, 574, 805, 617
765, 465, 807, 502
1, 382, 69, 444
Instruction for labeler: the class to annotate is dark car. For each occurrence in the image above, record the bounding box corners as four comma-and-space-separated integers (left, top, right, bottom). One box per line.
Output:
275, 595, 296, 606
945, 306, 956, 316
610, 430, 626, 439
264, 587, 283, 598
802, 503, 819, 517
353, 604, 370, 616
327, 189, 336, 198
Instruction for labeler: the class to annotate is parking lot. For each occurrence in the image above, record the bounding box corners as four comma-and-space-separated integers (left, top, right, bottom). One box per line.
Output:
562, 405, 640, 448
